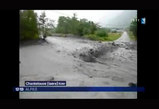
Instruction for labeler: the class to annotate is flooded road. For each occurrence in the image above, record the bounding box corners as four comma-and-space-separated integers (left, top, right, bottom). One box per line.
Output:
20, 31, 137, 99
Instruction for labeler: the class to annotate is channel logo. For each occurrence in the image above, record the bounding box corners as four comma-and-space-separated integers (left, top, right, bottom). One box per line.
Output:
141, 17, 146, 24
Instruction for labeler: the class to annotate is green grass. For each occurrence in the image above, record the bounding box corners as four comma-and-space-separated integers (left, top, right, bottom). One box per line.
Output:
84, 34, 105, 41
84, 32, 121, 41
128, 31, 137, 40
105, 33, 121, 41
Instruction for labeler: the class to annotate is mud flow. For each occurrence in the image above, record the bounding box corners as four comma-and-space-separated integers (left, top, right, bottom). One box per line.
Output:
20, 32, 137, 98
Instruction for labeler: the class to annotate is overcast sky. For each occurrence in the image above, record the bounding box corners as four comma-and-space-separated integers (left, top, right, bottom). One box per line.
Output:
34, 10, 127, 27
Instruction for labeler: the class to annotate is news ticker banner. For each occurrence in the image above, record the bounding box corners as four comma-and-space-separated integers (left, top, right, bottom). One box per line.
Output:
14, 81, 144, 92
14, 87, 145, 92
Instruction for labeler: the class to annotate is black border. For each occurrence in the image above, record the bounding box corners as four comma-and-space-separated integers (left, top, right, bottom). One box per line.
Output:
0, 8, 159, 105
0, 10, 19, 99
138, 10, 159, 99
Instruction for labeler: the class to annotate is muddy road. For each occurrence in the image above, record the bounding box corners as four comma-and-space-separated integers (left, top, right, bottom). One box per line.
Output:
20, 31, 137, 99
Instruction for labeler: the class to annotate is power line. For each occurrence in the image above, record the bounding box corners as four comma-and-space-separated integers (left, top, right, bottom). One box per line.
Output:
54, 11, 73, 17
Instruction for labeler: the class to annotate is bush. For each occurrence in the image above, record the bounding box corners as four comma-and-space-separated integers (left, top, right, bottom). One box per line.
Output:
84, 32, 121, 41
95, 29, 108, 37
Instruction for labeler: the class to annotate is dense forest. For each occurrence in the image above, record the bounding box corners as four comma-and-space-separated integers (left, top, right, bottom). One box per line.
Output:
20, 10, 137, 41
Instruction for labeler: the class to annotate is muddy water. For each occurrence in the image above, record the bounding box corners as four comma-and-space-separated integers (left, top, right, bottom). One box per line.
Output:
73, 32, 137, 86
20, 31, 137, 99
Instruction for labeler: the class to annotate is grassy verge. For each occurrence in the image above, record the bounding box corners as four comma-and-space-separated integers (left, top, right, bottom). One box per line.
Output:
128, 31, 137, 40
105, 33, 122, 41
84, 32, 121, 41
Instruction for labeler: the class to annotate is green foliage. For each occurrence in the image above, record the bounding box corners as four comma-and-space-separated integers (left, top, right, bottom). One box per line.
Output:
84, 33, 121, 41
56, 14, 98, 36
105, 28, 111, 33
55, 13, 121, 41
105, 33, 121, 41
20, 10, 39, 40
95, 28, 108, 37
44, 28, 53, 36
56, 16, 71, 34
130, 18, 137, 37
84, 34, 100, 41
128, 31, 137, 40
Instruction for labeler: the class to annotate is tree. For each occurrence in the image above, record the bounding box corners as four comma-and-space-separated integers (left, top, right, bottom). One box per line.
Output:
38, 11, 48, 40
130, 18, 137, 37
45, 19, 55, 36
56, 16, 68, 33
55, 13, 99, 36
20, 10, 39, 40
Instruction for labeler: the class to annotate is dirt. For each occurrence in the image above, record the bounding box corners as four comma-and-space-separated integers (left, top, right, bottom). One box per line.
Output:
19, 31, 137, 99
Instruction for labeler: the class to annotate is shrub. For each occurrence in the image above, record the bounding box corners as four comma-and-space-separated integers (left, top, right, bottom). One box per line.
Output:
95, 29, 108, 37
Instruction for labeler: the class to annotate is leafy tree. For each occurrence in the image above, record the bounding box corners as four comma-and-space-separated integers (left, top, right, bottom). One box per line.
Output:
55, 13, 98, 36
56, 16, 69, 33
130, 18, 137, 37
38, 11, 49, 39
20, 10, 39, 40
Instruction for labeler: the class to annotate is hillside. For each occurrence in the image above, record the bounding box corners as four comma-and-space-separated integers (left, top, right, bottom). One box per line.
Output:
101, 10, 137, 28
